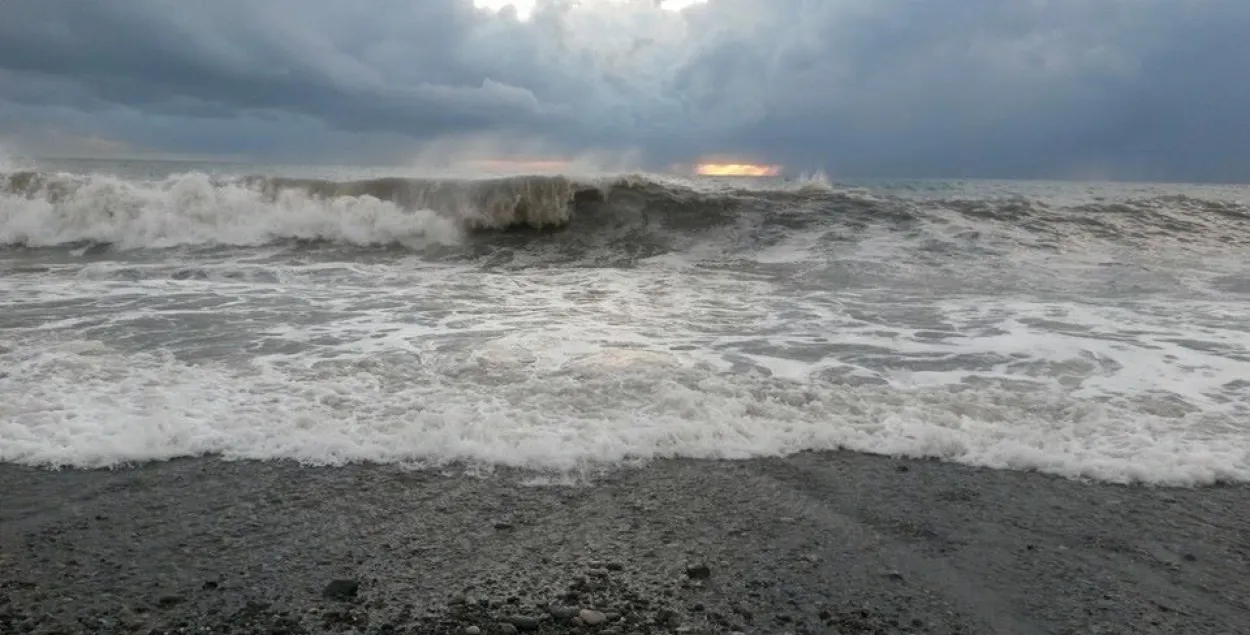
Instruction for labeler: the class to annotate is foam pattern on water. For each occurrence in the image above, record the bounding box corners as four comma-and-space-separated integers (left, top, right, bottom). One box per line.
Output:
2, 259, 1248, 485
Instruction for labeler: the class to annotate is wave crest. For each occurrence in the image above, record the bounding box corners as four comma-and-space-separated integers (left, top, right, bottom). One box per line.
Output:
1, 171, 462, 250
4, 167, 1246, 257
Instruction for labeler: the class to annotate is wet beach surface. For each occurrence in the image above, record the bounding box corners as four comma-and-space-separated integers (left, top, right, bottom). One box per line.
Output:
2, 451, 1248, 635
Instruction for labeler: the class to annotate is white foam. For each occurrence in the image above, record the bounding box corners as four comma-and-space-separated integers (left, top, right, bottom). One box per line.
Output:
2, 257, 1249, 485
1, 330, 1246, 485
0, 171, 462, 249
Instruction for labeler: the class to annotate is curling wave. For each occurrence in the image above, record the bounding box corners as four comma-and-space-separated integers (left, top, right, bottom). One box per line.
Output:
2, 168, 1247, 258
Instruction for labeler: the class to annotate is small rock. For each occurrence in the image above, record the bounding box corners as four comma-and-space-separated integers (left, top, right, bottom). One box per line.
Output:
498, 624, 519, 635
465, 627, 481, 635
322, 579, 360, 601
685, 564, 711, 580
494, 522, 514, 531
885, 571, 905, 581
605, 562, 624, 571
156, 595, 184, 608
657, 608, 680, 625
546, 605, 579, 620
507, 615, 541, 631
579, 609, 606, 626
1182, 553, 1197, 562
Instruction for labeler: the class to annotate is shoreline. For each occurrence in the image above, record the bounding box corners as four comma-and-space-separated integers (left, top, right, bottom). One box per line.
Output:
2, 451, 1248, 634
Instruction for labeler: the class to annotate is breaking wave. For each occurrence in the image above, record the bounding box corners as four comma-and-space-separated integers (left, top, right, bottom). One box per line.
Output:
1, 168, 1247, 257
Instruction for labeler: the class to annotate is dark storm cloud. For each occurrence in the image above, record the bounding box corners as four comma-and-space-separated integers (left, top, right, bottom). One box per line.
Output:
1, 0, 1248, 180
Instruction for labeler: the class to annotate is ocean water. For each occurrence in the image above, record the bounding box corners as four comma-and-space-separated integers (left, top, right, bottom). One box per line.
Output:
2, 157, 1249, 485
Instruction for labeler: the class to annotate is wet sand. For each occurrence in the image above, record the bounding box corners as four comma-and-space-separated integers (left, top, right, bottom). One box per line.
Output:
2, 451, 1248, 634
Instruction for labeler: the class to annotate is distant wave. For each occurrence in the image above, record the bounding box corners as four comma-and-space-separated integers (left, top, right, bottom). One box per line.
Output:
2, 168, 1247, 256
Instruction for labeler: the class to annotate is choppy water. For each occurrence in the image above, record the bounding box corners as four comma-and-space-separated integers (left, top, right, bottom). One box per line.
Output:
2, 158, 1248, 485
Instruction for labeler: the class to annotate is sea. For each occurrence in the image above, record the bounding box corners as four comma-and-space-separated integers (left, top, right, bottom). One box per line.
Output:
2, 157, 1248, 486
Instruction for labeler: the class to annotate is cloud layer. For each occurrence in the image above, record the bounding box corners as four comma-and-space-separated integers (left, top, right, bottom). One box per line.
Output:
1, 0, 1247, 180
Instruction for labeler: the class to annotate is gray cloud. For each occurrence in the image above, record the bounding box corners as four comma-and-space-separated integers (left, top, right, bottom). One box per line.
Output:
1, 0, 1247, 180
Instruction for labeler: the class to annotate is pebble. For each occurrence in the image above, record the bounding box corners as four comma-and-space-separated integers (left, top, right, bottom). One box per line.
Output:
322, 579, 359, 601
579, 609, 607, 626
498, 624, 519, 635
657, 608, 680, 625
465, 627, 481, 635
156, 595, 184, 608
507, 615, 541, 631
685, 563, 711, 580
547, 604, 580, 620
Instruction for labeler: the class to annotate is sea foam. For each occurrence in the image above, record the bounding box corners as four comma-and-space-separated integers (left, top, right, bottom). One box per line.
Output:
1, 171, 462, 249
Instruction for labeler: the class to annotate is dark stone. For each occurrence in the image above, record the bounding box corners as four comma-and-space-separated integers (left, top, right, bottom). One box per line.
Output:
546, 605, 579, 620
157, 595, 185, 608
493, 522, 514, 530
322, 579, 360, 601
685, 563, 711, 579
1183, 553, 1197, 562
656, 608, 680, 624
896, 465, 910, 472
506, 615, 541, 631
202, 581, 219, 590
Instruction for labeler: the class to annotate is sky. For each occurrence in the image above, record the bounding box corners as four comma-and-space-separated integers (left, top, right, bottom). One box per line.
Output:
0, 0, 1248, 181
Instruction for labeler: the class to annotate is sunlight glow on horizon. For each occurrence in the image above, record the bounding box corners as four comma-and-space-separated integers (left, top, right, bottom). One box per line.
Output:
473, 0, 708, 21
695, 162, 783, 177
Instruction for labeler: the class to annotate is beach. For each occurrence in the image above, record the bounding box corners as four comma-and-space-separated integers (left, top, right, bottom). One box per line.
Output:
3, 452, 1247, 634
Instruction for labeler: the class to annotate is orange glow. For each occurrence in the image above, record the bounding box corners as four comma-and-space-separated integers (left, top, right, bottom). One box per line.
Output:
695, 162, 783, 177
